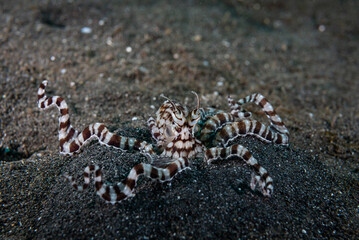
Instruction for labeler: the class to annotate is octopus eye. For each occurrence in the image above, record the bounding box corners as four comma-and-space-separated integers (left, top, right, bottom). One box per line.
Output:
172, 113, 185, 126
191, 109, 200, 119
188, 109, 201, 127
175, 112, 184, 120
165, 126, 174, 137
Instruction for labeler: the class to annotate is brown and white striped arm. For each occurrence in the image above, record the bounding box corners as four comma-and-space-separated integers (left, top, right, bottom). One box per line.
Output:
227, 96, 252, 119
64, 157, 190, 204
37, 80, 154, 155
228, 93, 289, 136
197, 112, 235, 143
214, 119, 289, 146
205, 144, 273, 197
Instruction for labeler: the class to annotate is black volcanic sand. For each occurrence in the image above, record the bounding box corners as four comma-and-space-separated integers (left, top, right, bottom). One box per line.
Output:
1, 0, 358, 239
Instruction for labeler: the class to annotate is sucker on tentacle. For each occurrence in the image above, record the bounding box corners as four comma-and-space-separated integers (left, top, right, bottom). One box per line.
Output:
38, 80, 290, 203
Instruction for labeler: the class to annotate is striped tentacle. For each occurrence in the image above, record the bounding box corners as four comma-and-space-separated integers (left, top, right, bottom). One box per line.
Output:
229, 93, 289, 136
197, 112, 235, 144
214, 119, 289, 146
38, 80, 78, 153
37, 80, 154, 155
227, 96, 252, 119
205, 144, 273, 197
193, 107, 221, 136
64, 157, 190, 204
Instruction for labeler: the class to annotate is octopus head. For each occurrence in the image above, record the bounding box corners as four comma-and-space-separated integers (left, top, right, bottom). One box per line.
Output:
160, 92, 202, 159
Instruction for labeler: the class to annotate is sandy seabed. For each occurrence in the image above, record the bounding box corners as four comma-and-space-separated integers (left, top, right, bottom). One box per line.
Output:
1, 0, 358, 239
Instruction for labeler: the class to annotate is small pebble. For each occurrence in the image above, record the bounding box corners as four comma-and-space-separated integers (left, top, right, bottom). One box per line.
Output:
81, 27, 92, 34
98, 19, 105, 26
273, 20, 282, 29
318, 25, 326, 32
263, 18, 271, 25
193, 34, 202, 42
139, 66, 148, 73
253, 3, 261, 10
221, 40, 230, 47
281, 44, 288, 51
164, 28, 172, 35
106, 37, 113, 46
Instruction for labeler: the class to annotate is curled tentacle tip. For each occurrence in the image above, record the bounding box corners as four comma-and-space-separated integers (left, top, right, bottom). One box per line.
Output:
160, 94, 179, 113
160, 94, 171, 103
191, 91, 200, 109
160, 94, 172, 101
